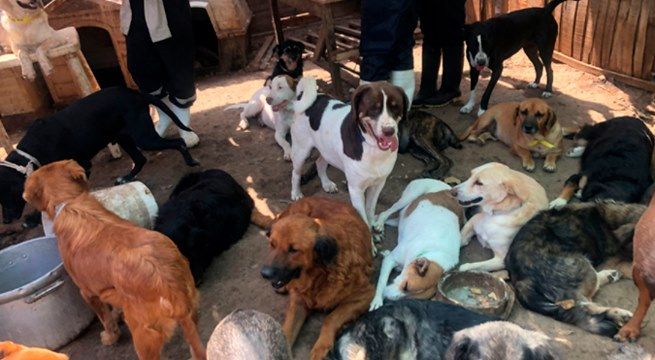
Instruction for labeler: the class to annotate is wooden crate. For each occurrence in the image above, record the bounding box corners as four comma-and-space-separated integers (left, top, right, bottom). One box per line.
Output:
0, 55, 51, 116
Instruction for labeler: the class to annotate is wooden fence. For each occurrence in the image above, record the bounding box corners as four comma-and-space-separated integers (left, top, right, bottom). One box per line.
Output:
466, 0, 655, 91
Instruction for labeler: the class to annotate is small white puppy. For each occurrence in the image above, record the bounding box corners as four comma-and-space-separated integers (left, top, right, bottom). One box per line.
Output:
0, 0, 66, 80
369, 179, 464, 310
226, 75, 297, 160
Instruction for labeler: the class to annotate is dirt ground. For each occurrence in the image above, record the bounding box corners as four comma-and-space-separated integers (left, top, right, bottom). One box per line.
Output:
3, 46, 655, 359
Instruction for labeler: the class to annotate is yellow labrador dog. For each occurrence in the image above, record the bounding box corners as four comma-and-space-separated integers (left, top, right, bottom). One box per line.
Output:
0, 0, 65, 80
451, 162, 548, 272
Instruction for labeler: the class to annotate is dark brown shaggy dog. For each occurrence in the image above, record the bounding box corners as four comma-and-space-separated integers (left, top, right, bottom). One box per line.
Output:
260, 196, 374, 360
22, 160, 205, 360
398, 110, 462, 179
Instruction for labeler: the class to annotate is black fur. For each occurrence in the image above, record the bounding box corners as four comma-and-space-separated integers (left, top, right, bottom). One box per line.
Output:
267, 40, 305, 83
154, 169, 253, 285
568, 117, 654, 203
306, 95, 332, 131
505, 202, 645, 337
314, 235, 338, 266
0, 87, 199, 224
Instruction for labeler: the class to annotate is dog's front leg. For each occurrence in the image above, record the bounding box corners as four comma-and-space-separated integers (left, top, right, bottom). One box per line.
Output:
460, 213, 483, 247
15, 48, 37, 80
459, 255, 505, 272
478, 65, 503, 116
543, 151, 560, 172
370, 252, 395, 311
274, 125, 292, 161
514, 145, 535, 172
290, 142, 312, 200
34, 43, 55, 77
283, 292, 309, 348
365, 181, 386, 225
460, 68, 480, 114
311, 291, 373, 360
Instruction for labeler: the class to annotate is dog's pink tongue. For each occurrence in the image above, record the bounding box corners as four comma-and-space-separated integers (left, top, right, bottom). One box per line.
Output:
377, 136, 398, 151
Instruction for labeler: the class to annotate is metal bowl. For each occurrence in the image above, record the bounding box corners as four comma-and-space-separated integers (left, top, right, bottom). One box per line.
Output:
438, 270, 515, 319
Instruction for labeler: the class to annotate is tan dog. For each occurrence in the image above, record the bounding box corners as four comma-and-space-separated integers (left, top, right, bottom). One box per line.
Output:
459, 98, 563, 172
260, 196, 374, 360
451, 162, 548, 272
0, 0, 65, 80
22, 160, 206, 360
0, 341, 69, 360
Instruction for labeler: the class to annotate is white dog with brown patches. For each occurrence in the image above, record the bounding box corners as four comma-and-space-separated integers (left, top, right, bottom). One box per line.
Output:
290, 78, 408, 238
0, 0, 66, 80
369, 179, 464, 310
451, 162, 548, 272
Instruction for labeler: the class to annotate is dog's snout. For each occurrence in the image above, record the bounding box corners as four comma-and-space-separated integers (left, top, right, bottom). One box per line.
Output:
382, 127, 395, 137
523, 124, 537, 133
260, 266, 276, 280
265, 97, 273, 105
476, 58, 486, 66
450, 188, 458, 197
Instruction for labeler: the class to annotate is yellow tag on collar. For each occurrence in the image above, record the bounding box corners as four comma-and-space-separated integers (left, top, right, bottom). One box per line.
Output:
529, 139, 555, 149
8, 14, 36, 24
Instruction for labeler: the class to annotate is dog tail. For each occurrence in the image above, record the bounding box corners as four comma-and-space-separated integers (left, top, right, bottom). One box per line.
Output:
293, 77, 318, 114
544, 0, 577, 12
143, 94, 194, 132
224, 103, 248, 111
251, 207, 274, 229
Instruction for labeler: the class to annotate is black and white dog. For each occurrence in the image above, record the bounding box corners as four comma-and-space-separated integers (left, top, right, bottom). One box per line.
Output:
460, 0, 577, 116
0, 86, 198, 224
267, 40, 305, 83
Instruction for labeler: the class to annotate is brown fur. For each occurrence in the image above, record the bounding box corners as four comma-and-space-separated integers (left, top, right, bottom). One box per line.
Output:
0, 341, 69, 360
404, 258, 445, 300
22, 160, 206, 360
404, 190, 465, 227
265, 197, 374, 360
459, 98, 563, 172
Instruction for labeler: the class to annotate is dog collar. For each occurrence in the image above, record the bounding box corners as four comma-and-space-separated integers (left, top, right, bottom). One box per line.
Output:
0, 148, 42, 176
6, 13, 37, 24
54, 202, 67, 219
528, 139, 555, 149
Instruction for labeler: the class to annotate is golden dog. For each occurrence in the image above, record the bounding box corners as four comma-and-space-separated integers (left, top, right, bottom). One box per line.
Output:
459, 98, 563, 172
0, 341, 68, 360
260, 196, 374, 360
22, 160, 205, 360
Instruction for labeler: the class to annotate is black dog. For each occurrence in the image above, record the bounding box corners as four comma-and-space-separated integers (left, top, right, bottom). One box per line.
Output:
328, 299, 496, 359
266, 40, 305, 83
551, 117, 654, 207
155, 169, 269, 285
0, 86, 198, 224
460, 0, 577, 115
506, 201, 645, 337
399, 109, 462, 179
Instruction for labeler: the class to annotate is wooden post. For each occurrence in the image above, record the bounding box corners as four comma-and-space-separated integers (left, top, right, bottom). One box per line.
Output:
0, 117, 14, 155
320, 7, 344, 98
269, 0, 285, 44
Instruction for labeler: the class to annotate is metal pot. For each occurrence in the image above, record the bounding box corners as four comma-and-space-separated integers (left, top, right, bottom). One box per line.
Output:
0, 236, 94, 349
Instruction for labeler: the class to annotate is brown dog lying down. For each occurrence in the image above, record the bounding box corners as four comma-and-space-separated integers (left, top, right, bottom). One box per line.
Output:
260, 196, 374, 360
22, 160, 205, 360
459, 98, 564, 172
616, 193, 655, 342
0, 341, 69, 360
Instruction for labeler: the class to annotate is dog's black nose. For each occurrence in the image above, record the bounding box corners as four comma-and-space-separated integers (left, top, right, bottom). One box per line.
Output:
523, 125, 536, 133
450, 188, 458, 197
476, 59, 486, 66
382, 127, 395, 137
266, 97, 273, 105
260, 266, 275, 280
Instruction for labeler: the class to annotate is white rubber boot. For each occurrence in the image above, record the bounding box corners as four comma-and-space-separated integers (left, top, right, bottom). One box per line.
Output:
152, 90, 172, 137
163, 97, 199, 148
390, 69, 416, 108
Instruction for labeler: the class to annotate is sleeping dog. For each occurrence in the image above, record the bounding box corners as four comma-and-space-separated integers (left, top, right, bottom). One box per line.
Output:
291, 77, 408, 246
460, 0, 577, 116
550, 117, 654, 208
0, 86, 198, 224
370, 179, 464, 310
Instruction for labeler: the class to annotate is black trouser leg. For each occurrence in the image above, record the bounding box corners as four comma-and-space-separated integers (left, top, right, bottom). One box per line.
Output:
439, 42, 464, 94
416, 42, 441, 99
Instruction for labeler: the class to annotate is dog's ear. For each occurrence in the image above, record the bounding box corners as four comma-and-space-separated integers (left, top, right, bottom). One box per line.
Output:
450, 337, 478, 360
313, 235, 338, 266
65, 160, 87, 185
544, 109, 557, 132
513, 106, 520, 127
398, 87, 409, 124
413, 258, 430, 277
351, 84, 371, 132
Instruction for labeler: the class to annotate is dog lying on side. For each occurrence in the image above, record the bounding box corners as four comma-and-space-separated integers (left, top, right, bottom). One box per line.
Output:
460, 0, 577, 116
0, 86, 198, 225
459, 98, 564, 172
23, 160, 206, 360
260, 196, 374, 360
226, 75, 297, 159
506, 201, 645, 337
550, 117, 654, 208
328, 299, 496, 360
445, 321, 562, 360
0, 341, 69, 360
207, 309, 291, 360
155, 169, 272, 285
268, 40, 305, 83
399, 110, 462, 179
451, 162, 548, 272
291, 78, 407, 241
616, 194, 655, 342
0, 0, 66, 80
370, 179, 464, 310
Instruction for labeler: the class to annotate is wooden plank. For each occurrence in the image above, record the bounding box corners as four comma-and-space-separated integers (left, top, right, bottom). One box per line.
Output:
581, 0, 597, 63
572, 0, 587, 60
608, 0, 632, 73
620, 0, 642, 76
633, 0, 652, 78
600, 0, 619, 69
641, 2, 655, 79
558, 0, 576, 56
260, 40, 276, 70
335, 25, 360, 38
590, 0, 609, 66
248, 35, 274, 70
553, 51, 655, 91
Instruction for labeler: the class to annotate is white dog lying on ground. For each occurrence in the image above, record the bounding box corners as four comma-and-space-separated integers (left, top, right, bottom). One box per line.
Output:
370, 179, 464, 310
0, 0, 66, 80
225, 75, 298, 160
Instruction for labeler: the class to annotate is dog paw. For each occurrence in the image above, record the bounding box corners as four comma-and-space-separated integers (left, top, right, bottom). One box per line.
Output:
458, 263, 475, 272
575, 189, 583, 199
477, 108, 486, 117
607, 308, 633, 327
566, 146, 585, 158
283, 151, 291, 161
100, 330, 120, 345
549, 198, 568, 209
522, 162, 536, 172
40, 62, 54, 77
181, 131, 200, 148
310, 341, 332, 360
541, 91, 553, 98
22, 66, 37, 81
602, 269, 622, 284
237, 119, 250, 130
322, 181, 338, 194
372, 218, 385, 234
615, 325, 640, 342
291, 190, 304, 201
543, 162, 557, 173
369, 297, 384, 311
527, 82, 539, 89
460, 103, 474, 114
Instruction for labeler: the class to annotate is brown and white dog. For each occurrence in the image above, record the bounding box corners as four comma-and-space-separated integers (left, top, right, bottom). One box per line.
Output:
290, 78, 408, 248
0, 0, 66, 80
451, 162, 548, 272
459, 98, 564, 172
22, 160, 206, 360
260, 196, 374, 360
616, 193, 655, 342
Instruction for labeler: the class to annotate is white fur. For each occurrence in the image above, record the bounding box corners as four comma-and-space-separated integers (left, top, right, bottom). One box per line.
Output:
549, 197, 568, 209
369, 179, 460, 310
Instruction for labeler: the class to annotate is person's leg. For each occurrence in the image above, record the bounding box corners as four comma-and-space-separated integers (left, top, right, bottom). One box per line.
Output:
389, 0, 418, 106
413, 0, 441, 105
